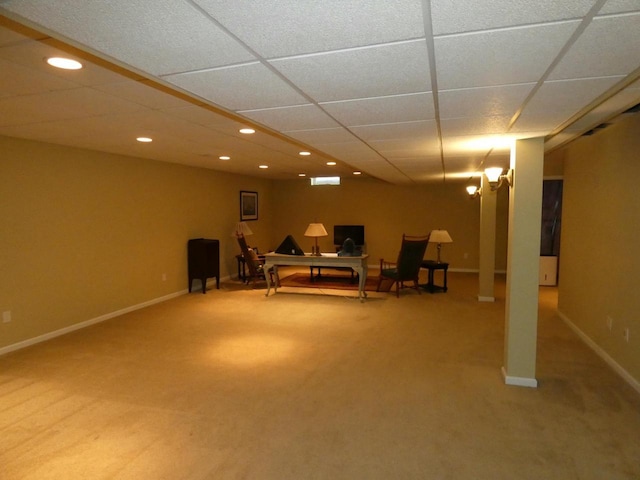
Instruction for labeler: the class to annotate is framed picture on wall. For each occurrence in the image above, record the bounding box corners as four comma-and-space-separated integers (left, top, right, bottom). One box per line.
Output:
240, 190, 258, 221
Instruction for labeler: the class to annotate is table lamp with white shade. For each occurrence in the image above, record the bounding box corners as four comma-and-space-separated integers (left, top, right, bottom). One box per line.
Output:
231, 221, 253, 238
304, 223, 328, 256
429, 229, 453, 263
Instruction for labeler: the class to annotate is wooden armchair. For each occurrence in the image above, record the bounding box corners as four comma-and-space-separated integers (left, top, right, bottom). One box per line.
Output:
377, 234, 430, 297
237, 234, 277, 288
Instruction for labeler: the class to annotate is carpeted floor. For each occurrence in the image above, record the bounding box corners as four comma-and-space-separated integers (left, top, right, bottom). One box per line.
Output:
1, 270, 639, 479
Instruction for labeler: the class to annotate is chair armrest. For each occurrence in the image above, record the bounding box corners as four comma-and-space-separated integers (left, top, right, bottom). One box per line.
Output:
379, 258, 396, 270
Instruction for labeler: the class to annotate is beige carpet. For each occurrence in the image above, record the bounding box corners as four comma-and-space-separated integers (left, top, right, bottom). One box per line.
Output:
1, 271, 639, 479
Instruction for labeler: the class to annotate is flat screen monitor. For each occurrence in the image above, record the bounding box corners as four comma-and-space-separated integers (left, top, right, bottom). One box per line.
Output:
333, 225, 365, 246
275, 235, 305, 255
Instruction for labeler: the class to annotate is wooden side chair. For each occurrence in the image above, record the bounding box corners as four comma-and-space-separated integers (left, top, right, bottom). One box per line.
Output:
376, 234, 430, 297
236, 234, 277, 288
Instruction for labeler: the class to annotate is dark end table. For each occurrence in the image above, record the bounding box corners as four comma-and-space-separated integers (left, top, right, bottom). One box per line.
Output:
420, 260, 449, 293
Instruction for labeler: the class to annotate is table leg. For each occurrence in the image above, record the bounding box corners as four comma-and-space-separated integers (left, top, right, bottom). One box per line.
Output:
264, 263, 274, 296
353, 265, 368, 302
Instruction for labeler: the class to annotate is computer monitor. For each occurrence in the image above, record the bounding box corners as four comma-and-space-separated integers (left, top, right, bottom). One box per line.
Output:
333, 225, 365, 246
275, 235, 305, 255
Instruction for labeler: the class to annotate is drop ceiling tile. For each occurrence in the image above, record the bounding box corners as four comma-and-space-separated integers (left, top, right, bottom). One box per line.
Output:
439, 83, 535, 119
431, 0, 594, 36
369, 137, 441, 158
238, 104, 341, 131
0, 58, 78, 97
194, 0, 425, 58
599, 0, 640, 15
311, 141, 381, 161
549, 14, 640, 80
440, 116, 511, 136
0, 0, 256, 76
92, 81, 190, 110
350, 120, 438, 142
435, 22, 579, 90
164, 63, 308, 111
0, 39, 133, 86
321, 92, 435, 126
0, 87, 147, 127
161, 105, 247, 129
283, 127, 356, 145
270, 41, 431, 102
523, 76, 625, 118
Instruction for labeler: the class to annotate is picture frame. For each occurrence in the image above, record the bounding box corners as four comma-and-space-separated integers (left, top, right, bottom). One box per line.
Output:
240, 190, 258, 221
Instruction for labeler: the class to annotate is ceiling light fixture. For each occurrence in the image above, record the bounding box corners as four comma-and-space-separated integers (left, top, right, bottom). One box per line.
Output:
136, 137, 153, 143
326, 161, 337, 166
353, 171, 362, 175
299, 151, 311, 156
259, 165, 268, 169
239, 128, 255, 134
219, 155, 230, 160
46, 57, 83, 70
298, 173, 306, 177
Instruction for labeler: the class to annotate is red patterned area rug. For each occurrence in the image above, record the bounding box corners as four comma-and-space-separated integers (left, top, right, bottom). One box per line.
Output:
277, 272, 380, 291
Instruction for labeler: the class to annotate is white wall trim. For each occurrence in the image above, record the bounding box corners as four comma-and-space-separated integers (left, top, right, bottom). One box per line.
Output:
0, 275, 229, 357
502, 367, 538, 388
478, 295, 495, 302
0, 289, 186, 356
558, 310, 640, 395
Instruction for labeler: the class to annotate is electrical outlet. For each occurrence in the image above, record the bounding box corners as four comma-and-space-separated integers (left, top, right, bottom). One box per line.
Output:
606, 316, 613, 331
623, 328, 630, 343
2, 311, 11, 323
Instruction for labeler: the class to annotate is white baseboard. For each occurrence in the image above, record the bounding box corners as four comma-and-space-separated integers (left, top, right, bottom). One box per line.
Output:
558, 310, 640, 395
502, 367, 538, 388
478, 295, 495, 302
0, 275, 230, 357
0, 289, 187, 357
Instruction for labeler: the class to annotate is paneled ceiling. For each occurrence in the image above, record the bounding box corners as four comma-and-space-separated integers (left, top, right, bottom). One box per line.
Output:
1, 1, 639, 184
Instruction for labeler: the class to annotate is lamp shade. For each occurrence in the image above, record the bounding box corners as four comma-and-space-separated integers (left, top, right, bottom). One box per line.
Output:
231, 221, 253, 237
304, 223, 328, 237
484, 167, 503, 183
429, 229, 453, 244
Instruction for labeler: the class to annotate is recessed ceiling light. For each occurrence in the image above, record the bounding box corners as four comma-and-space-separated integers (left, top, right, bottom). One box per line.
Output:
239, 128, 255, 134
298, 173, 306, 177
259, 165, 268, 169
353, 171, 362, 175
46, 57, 83, 70
326, 161, 337, 166
219, 155, 231, 160
299, 151, 311, 156
136, 137, 153, 143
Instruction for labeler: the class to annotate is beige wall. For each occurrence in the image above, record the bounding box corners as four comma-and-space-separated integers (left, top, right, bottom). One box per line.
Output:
0, 135, 511, 351
554, 112, 640, 382
270, 177, 509, 270
0, 136, 272, 349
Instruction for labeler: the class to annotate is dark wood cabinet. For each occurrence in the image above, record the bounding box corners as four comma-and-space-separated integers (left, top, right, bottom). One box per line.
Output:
188, 238, 220, 294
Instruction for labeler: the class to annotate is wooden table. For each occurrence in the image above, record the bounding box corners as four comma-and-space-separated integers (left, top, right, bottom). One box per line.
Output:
263, 253, 369, 302
420, 260, 448, 293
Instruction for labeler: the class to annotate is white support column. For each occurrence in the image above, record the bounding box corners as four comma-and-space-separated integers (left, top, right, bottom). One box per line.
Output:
503, 137, 544, 388
478, 174, 497, 302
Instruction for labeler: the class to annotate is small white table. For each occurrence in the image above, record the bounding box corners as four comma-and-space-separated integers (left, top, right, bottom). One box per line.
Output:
263, 252, 369, 302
